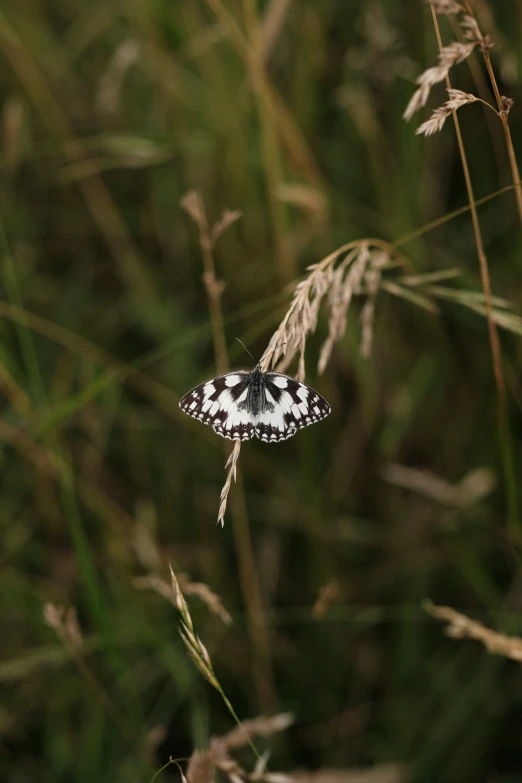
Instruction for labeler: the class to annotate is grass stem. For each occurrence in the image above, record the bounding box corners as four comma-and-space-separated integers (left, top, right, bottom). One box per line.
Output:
430, 2, 518, 532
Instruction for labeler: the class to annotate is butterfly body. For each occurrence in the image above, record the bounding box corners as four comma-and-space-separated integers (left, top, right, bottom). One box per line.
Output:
244, 366, 265, 416
180, 364, 330, 443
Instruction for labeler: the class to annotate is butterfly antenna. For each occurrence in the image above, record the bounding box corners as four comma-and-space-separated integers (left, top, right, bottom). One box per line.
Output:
235, 337, 256, 362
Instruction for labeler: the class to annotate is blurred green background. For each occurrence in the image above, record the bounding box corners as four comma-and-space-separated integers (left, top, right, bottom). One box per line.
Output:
2, 1, 522, 781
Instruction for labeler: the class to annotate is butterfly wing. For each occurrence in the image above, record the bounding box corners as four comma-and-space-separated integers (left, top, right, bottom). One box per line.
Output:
255, 373, 331, 443
179, 372, 256, 441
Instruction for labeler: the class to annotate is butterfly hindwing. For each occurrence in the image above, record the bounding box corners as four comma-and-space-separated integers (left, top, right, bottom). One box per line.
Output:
179, 372, 255, 441
180, 367, 330, 443
255, 373, 331, 442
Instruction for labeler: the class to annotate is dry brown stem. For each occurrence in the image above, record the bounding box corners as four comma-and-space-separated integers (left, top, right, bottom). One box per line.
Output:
459, 0, 522, 227
182, 192, 275, 710
419, 0, 522, 226
180, 191, 233, 374
428, 3, 513, 526
424, 600, 522, 662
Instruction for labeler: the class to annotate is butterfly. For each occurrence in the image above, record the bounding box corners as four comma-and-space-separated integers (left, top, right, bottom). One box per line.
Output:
179, 364, 331, 443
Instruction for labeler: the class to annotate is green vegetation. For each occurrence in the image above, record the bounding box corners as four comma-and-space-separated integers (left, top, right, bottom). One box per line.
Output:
2, 1, 522, 781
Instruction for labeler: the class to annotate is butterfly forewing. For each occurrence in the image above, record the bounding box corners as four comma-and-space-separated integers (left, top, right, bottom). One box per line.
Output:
179, 372, 255, 441
180, 368, 330, 443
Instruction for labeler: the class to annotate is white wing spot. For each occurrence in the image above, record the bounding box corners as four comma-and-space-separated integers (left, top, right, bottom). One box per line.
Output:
278, 390, 294, 414
202, 383, 215, 398
291, 403, 301, 419
272, 377, 288, 389
313, 405, 320, 415
296, 387, 308, 403
189, 401, 196, 410
257, 407, 285, 432
217, 390, 234, 410
225, 375, 242, 387
265, 389, 276, 405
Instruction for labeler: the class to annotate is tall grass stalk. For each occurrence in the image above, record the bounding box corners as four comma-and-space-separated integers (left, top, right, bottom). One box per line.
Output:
169, 565, 264, 765
181, 192, 276, 711
429, 1, 518, 531
461, 0, 522, 227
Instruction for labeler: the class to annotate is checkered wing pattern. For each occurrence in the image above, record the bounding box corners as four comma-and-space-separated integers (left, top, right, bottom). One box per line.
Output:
256, 372, 331, 442
180, 369, 330, 443
179, 372, 255, 441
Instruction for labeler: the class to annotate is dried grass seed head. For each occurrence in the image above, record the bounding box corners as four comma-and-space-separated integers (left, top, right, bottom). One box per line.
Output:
186, 749, 214, 783
415, 88, 479, 136
261, 241, 393, 380
169, 562, 193, 628
424, 600, 522, 662
185, 713, 295, 783
43, 602, 83, 651
460, 13, 482, 43
360, 251, 388, 358
403, 41, 476, 121
500, 95, 514, 115
218, 440, 242, 527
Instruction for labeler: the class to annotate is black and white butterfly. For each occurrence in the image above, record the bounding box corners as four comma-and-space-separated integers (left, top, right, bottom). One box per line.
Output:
179, 365, 330, 443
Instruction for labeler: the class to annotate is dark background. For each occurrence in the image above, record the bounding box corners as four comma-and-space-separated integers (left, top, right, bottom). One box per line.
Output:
2, 1, 522, 781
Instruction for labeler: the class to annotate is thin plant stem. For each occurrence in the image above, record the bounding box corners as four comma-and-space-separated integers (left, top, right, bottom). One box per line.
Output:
461, 0, 522, 227
169, 565, 265, 764
430, 3, 518, 531
394, 182, 522, 247
195, 193, 229, 373
193, 195, 277, 711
